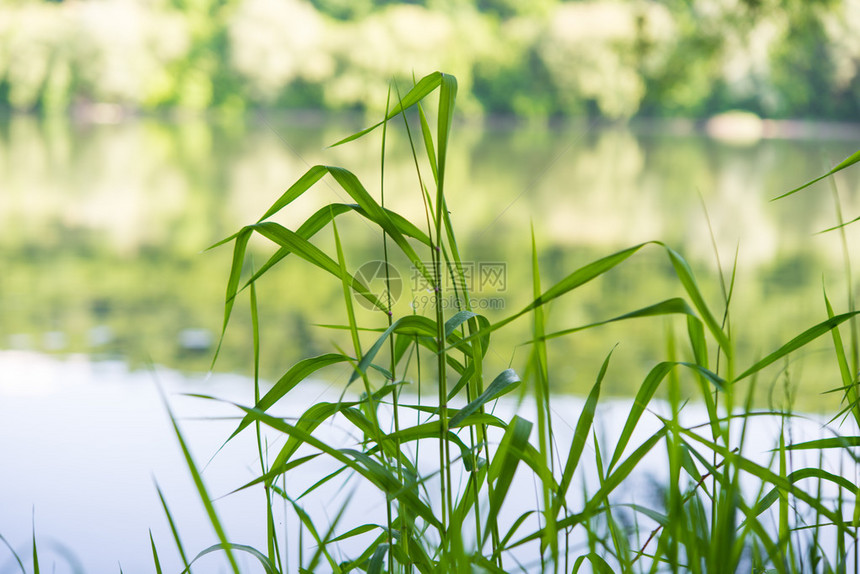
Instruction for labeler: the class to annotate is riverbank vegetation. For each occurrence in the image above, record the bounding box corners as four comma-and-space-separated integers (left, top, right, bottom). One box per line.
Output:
3, 0, 860, 121
124, 72, 860, 572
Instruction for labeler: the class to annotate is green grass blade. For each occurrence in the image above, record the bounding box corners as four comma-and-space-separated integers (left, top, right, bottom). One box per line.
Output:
156, 384, 240, 574
511, 428, 668, 549
484, 416, 533, 545
367, 543, 389, 574
0, 533, 25, 574
149, 530, 163, 574
258, 165, 329, 221
435, 73, 457, 208
785, 436, 860, 450
154, 481, 193, 573
485, 243, 650, 337
235, 404, 443, 530
448, 368, 520, 428
229, 353, 351, 440
751, 467, 858, 518
772, 149, 860, 200
824, 289, 860, 427
330, 72, 444, 147
660, 243, 730, 352
250, 221, 387, 311
735, 311, 860, 381
188, 543, 280, 574
348, 315, 438, 384
444, 310, 479, 339
326, 166, 433, 282
242, 202, 430, 294
556, 349, 611, 510
212, 227, 251, 368
608, 362, 674, 471
328, 524, 382, 543
818, 214, 860, 234
679, 428, 850, 532
31, 510, 39, 574
532, 298, 696, 342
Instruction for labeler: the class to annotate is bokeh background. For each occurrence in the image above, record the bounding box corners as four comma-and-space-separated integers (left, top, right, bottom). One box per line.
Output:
2, 0, 860, 121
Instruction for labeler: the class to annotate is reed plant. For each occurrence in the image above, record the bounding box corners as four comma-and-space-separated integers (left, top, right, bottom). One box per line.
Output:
156, 74, 860, 573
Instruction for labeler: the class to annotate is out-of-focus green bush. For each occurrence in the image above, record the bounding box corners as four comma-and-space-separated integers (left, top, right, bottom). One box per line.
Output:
0, 0, 858, 120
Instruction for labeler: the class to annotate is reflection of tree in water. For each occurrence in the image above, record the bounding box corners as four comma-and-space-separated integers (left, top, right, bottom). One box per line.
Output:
0, 117, 857, 404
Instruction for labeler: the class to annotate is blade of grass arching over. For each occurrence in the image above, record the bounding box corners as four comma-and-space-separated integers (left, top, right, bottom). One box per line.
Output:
348, 315, 437, 384
660, 243, 730, 353
784, 436, 860, 450
212, 227, 251, 368
556, 349, 611, 513
186, 543, 280, 574
824, 289, 860, 428
257, 165, 329, 221
250, 221, 388, 310
246, 165, 434, 286
750, 467, 858, 518
330, 72, 444, 147
531, 298, 697, 342
449, 368, 520, 427
0, 534, 25, 574
445, 311, 480, 339
735, 310, 860, 381
483, 416, 533, 548
571, 552, 615, 574
154, 481, 193, 573
608, 362, 674, 472
818, 214, 860, 233
772, 149, 860, 200
149, 530, 163, 574
156, 384, 240, 574
474, 243, 651, 340
242, 202, 431, 294
327, 166, 432, 281
229, 353, 352, 439
367, 543, 389, 574
328, 523, 383, 544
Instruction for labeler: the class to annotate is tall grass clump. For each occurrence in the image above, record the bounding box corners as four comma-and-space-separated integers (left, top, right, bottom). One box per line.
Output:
161, 72, 860, 573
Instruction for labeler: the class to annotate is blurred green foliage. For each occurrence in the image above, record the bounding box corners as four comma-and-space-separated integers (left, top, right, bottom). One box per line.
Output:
1, 0, 859, 120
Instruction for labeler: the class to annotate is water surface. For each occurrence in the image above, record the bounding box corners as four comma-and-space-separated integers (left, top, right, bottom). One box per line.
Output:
1, 115, 858, 404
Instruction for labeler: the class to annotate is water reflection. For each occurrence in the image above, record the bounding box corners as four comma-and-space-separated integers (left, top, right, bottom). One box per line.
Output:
0, 115, 858, 405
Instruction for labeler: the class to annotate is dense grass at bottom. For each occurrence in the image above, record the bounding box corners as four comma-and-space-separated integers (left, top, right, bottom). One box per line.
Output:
133, 73, 860, 573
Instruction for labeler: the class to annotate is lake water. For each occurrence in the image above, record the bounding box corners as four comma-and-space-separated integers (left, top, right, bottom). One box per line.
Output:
1, 350, 856, 572
1, 115, 859, 570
